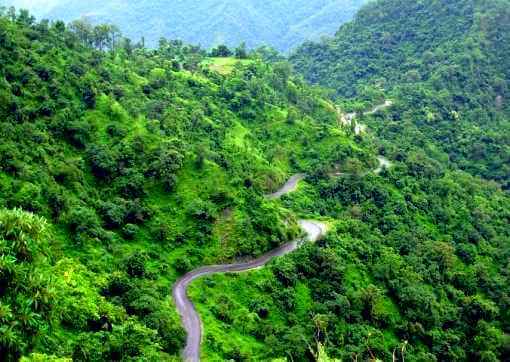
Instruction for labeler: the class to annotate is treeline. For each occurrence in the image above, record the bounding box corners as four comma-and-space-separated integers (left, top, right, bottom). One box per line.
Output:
4, 0, 366, 51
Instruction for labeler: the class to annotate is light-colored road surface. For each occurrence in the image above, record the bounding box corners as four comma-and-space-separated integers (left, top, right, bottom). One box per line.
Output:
266, 174, 305, 199
364, 100, 393, 115
330, 156, 392, 177
374, 156, 392, 174
172, 178, 326, 362
338, 100, 393, 136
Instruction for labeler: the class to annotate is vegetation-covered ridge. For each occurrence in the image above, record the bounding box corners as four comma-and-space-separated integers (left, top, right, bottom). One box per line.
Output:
291, 0, 510, 187
1, 0, 368, 52
0, 8, 373, 361
190, 100, 510, 361
1, 3, 509, 362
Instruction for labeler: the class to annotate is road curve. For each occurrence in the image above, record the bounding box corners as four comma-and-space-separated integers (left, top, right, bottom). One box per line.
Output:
172, 178, 327, 362
172, 101, 393, 361
374, 156, 392, 174
266, 174, 305, 200
173, 220, 327, 362
338, 100, 393, 136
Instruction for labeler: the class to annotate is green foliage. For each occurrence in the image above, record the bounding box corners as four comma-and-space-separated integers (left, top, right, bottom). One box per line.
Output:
192, 156, 510, 360
6, 0, 368, 51
0, 209, 52, 359
0, 8, 358, 360
291, 0, 510, 186
1, 4, 509, 361
186, 2, 510, 358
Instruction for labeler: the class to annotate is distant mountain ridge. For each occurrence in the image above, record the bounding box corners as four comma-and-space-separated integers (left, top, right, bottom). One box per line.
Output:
0, 0, 368, 51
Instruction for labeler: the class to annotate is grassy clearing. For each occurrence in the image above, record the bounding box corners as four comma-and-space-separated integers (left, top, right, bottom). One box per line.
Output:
202, 57, 253, 75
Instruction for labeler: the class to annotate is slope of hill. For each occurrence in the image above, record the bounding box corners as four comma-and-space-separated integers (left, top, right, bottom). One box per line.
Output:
0, 9, 372, 360
0, 0, 368, 51
291, 0, 510, 187
1, 5, 509, 362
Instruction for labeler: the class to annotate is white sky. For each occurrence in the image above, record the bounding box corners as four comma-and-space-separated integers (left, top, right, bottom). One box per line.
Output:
0, 0, 61, 16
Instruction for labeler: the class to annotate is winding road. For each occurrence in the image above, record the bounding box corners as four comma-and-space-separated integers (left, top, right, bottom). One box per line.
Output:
375, 156, 392, 175
339, 100, 393, 136
172, 191, 327, 362
266, 174, 305, 200
172, 101, 393, 362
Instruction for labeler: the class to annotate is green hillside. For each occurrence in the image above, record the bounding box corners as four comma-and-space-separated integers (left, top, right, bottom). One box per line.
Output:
0, 9, 373, 360
291, 0, 510, 187
0, 0, 368, 52
1, 3, 509, 362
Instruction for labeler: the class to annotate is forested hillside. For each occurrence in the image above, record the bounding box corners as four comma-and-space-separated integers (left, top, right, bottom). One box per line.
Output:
0, 0, 367, 51
1, 3, 509, 362
0, 9, 370, 360
291, 0, 510, 187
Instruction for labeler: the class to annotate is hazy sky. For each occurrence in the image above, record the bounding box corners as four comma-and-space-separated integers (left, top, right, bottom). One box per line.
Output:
0, 0, 61, 16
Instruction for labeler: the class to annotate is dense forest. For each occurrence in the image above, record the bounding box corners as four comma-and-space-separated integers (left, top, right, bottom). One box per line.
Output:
0, 1, 509, 361
0, 0, 367, 51
188, 0, 510, 360
291, 0, 510, 188
0, 7, 374, 361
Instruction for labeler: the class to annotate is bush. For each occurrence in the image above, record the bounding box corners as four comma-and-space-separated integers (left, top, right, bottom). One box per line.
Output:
122, 224, 139, 240
114, 171, 146, 199
174, 256, 192, 274
149, 144, 184, 191
102, 272, 133, 297
64, 120, 94, 149
12, 182, 43, 212
88, 145, 118, 180
105, 319, 160, 359
99, 200, 127, 229
125, 252, 146, 278
144, 311, 185, 354
81, 83, 96, 109
45, 186, 68, 219
149, 221, 170, 243
65, 206, 102, 243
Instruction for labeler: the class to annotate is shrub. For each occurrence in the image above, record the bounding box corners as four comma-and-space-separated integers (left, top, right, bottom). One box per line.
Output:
114, 171, 146, 199
88, 145, 118, 180
125, 252, 146, 278
65, 206, 102, 243
99, 200, 127, 229
122, 224, 138, 240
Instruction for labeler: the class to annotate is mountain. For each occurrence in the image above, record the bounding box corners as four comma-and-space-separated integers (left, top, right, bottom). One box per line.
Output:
0, 8, 372, 360
291, 0, 510, 187
0, 0, 368, 51
1, 4, 509, 362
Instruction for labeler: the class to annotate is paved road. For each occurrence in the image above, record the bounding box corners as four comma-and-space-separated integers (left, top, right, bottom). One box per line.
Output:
172, 101, 393, 361
330, 156, 392, 177
374, 156, 392, 174
172, 179, 326, 362
338, 100, 393, 136
266, 174, 305, 200
365, 100, 393, 115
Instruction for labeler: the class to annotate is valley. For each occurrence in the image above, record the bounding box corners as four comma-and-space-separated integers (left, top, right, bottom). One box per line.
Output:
0, 0, 368, 51
0, 1, 509, 361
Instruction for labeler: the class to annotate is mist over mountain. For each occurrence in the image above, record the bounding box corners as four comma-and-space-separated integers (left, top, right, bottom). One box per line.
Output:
0, 0, 367, 51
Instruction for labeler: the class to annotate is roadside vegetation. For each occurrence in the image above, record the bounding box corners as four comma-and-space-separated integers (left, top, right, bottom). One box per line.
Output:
1, 1, 509, 361
0, 8, 370, 360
